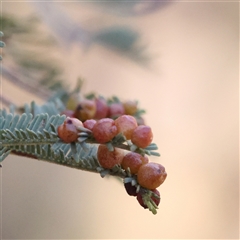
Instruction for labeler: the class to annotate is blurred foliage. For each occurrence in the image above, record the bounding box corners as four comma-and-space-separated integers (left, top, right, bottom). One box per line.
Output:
92, 1, 170, 16
31, 1, 160, 64
1, 2, 170, 105
0, 31, 5, 60
92, 26, 149, 62
1, 15, 31, 41
93, 26, 139, 51
2, 14, 67, 101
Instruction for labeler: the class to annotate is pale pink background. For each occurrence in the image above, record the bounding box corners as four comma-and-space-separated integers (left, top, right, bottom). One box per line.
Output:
1, 1, 239, 239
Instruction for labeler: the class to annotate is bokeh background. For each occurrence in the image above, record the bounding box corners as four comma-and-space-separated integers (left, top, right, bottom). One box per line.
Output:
1, 1, 239, 239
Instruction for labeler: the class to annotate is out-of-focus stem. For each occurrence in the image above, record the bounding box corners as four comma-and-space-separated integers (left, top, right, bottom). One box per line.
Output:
0, 95, 15, 107
2, 66, 52, 100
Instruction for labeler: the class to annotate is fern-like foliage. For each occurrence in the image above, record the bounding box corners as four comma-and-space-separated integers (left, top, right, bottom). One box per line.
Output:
0, 109, 106, 179
0, 110, 63, 161
0, 110, 102, 174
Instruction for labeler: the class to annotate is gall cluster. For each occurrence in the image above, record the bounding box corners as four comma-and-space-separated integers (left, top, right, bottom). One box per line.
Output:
57, 94, 167, 213
62, 95, 144, 125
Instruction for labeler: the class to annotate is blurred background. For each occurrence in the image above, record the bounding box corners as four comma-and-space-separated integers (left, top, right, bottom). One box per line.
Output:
1, 1, 239, 239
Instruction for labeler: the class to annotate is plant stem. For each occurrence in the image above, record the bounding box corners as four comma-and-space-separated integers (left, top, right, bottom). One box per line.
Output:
0, 95, 16, 108
0, 138, 58, 147
9, 151, 126, 179
2, 66, 52, 100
